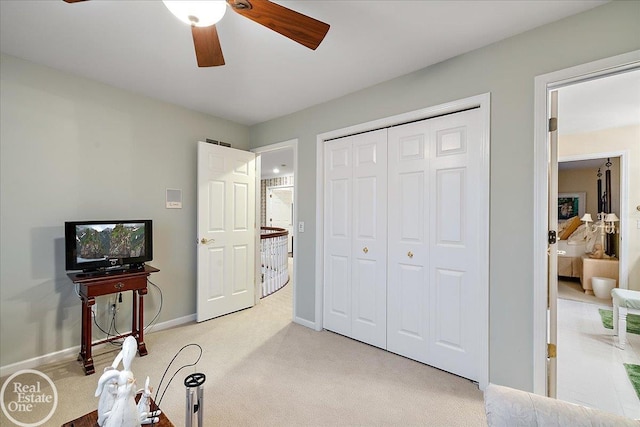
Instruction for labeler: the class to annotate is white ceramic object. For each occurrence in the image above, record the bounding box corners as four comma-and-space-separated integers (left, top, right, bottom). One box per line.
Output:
95, 337, 141, 427
592, 276, 616, 299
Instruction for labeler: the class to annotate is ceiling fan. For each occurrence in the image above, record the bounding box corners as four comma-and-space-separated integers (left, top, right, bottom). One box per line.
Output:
63, 0, 330, 67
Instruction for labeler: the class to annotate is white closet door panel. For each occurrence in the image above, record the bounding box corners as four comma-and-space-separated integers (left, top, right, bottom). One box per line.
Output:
387, 122, 430, 362
325, 254, 351, 333
436, 168, 465, 246
324, 139, 353, 336
428, 110, 482, 381
399, 171, 426, 243
351, 130, 387, 348
433, 268, 464, 347
329, 179, 351, 240
388, 262, 428, 362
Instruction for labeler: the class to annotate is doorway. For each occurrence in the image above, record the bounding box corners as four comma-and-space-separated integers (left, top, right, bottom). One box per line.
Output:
251, 140, 298, 318
533, 50, 640, 407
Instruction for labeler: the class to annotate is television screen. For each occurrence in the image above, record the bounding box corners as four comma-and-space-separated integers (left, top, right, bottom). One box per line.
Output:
65, 220, 153, 272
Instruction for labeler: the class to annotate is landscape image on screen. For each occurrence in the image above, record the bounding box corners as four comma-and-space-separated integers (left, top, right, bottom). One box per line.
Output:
76, 223, 145, 263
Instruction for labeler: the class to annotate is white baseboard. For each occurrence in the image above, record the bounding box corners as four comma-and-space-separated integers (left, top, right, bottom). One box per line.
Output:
143, 313, 196, 334
0, 313, 196, 378
293, 315, 319, 331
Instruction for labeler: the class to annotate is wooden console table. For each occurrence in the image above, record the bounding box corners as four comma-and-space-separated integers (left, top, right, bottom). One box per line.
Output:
68, 265, 159, 375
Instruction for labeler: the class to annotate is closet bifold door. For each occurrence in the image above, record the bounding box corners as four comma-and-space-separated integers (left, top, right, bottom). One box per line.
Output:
387, 120, 431, 364
323, 129, 388, 349
387, 109, 483, 382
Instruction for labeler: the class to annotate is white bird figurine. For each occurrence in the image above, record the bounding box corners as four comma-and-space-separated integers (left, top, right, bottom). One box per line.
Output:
137, 376, 161, 424
95, 342, 126, 426
95, 336, 141, 427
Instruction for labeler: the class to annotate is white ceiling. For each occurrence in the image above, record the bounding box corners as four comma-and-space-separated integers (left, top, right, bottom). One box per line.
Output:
260, 148, 294, 179
558, 69, 640, 171
0, 0, 608, 126
559, 69, 640, 136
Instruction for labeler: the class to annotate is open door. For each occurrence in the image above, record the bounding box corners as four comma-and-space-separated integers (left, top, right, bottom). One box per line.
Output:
547, 90, 559, 397
197, 142, 256, 322
267, 186, 294, 252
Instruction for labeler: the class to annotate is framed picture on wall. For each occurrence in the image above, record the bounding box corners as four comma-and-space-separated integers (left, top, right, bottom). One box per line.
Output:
558, 192, 586, 220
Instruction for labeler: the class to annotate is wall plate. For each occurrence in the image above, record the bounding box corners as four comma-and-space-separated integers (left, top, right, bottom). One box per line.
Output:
166, 189, 182, 209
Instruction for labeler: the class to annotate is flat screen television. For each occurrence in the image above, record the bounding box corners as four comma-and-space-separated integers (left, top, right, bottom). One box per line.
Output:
65, 220, 153, 272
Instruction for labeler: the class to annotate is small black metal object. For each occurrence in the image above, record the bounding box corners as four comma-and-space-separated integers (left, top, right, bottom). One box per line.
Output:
548, 230, 557, 245
184, 373, 206, 388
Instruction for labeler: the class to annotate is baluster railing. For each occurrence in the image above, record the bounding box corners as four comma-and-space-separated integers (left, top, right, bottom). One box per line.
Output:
260, 227, 290, 298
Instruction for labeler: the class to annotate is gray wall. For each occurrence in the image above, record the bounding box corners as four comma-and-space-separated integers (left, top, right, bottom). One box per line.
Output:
0, 54, 249, 368
248, 1, 640, 391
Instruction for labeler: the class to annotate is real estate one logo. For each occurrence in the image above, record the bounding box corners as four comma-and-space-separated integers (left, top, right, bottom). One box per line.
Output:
1, 369, 58, 427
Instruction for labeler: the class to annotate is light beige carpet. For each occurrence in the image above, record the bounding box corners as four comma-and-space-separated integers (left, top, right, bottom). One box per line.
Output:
1, 282, 486, 426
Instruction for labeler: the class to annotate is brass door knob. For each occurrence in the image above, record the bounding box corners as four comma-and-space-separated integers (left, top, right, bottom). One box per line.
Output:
363, 247, 369, 254
407, 251, 414, 259
200, 238, 215, 244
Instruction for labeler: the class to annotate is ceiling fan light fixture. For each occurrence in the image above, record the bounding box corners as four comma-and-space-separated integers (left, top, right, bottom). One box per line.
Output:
163, 0, 227, 27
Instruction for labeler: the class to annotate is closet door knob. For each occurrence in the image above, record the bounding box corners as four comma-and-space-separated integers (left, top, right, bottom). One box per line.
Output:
200, 238, 215, 245
363, 247, 369, 254
407, 251, 414, 259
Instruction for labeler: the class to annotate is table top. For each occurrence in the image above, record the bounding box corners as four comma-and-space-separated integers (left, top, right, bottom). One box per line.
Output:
68, 265, 159, 284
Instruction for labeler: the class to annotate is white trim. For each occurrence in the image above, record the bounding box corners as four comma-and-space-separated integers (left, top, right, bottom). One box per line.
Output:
251, 139, 299, 322
315, 93, 491, 389
293, 315, 317, 330
315, 139, 324, 332
0, 313, 196, 378
533, 50, 640, 396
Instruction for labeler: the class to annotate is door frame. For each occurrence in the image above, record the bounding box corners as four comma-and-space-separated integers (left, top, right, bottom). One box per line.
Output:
532, 50, 640, 395
315, 93, 491, 389
251, 139, 299, 316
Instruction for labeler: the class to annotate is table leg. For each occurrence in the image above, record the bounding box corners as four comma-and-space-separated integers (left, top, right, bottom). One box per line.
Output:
613, 300, 619, 336
82, 297, 95, 375
618, 306, 628, 350
78, 297, 86, 363
138, 288, 148, 356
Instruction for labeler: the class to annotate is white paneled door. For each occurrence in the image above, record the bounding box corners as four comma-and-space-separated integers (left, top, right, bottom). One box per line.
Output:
324, 108, 485, 383
388, 109, 483, 381
324, 129, 388, 348
387, 120, 430, 363
267, 186, 294, 252
197, 142, 256, 323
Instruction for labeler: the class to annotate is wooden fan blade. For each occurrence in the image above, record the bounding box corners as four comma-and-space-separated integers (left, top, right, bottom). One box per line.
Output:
228, 0, 329, 50
191, 25, 225, 67
63, 0, 89, 3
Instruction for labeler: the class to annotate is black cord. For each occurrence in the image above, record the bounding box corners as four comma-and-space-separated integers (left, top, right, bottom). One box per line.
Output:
154, 343, 203, 406
92, 278, 162, 347
109, 295, 125, 345
91, 297, 123, 347
144, 279, 163, 331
